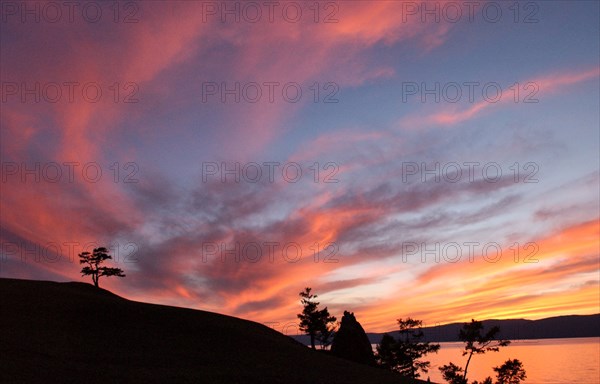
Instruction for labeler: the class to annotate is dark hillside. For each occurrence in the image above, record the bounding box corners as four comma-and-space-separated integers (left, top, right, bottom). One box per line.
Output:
0, 278, 428, 384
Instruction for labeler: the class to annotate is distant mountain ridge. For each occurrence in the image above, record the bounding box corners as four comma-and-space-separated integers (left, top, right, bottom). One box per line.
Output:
292, 314, 600, 345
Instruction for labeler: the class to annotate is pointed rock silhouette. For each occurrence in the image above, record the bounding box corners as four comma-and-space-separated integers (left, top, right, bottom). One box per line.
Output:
331, 311, 375, 365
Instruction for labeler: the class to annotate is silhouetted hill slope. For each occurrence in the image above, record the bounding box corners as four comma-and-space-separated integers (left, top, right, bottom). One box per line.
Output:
293, 314, 600, 345
0, 278, 428, 384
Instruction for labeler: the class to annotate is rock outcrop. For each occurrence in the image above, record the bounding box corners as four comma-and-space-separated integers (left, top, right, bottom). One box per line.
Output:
331, 311, 375, 365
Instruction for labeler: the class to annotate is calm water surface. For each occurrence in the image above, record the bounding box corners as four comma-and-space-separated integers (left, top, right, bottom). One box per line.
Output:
374, 337, 599, 384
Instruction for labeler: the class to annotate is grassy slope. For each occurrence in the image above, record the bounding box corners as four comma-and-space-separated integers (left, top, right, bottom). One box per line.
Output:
0, 278, 430, 384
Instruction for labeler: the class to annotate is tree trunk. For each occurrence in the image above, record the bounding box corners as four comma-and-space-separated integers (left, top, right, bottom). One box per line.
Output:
463, 351, 473, 383
310, 333, 316, 349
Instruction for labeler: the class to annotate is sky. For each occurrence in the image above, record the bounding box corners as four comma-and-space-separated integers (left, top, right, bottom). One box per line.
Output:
1, 0, 599, 334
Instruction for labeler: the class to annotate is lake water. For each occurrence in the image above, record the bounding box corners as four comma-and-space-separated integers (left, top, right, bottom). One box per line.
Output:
373, 337, 600, 384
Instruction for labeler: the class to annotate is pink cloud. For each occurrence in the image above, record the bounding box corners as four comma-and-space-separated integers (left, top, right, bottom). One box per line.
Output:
399, 67, 600, 128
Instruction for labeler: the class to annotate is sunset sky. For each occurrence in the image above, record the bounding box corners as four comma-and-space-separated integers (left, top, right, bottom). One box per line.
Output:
1, 1, 598, 333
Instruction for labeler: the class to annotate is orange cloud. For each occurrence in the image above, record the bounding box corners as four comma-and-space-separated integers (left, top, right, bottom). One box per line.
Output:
354, 219, 599, 332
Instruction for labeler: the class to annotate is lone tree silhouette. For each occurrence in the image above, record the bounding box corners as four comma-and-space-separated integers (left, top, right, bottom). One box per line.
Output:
79, 247, 125, 288
375, 317, 440, 378
439, 319, 510, 384
297, 287, 336, 349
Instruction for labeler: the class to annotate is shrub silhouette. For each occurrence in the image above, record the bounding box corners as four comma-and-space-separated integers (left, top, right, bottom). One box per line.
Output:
439, 362, 466, 384
494, 359, 526, 384
375, 317, 440, 378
